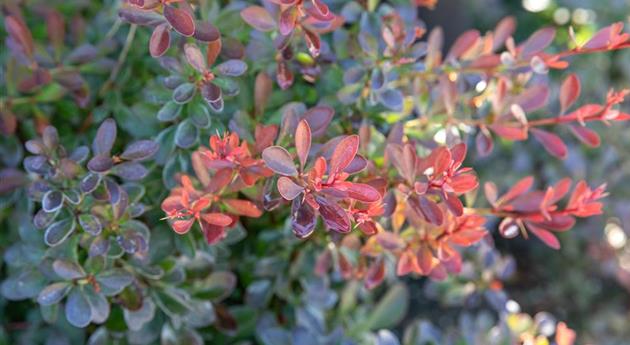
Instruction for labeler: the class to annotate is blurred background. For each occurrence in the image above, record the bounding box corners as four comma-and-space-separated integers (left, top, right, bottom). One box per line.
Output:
413, 0, 630, 343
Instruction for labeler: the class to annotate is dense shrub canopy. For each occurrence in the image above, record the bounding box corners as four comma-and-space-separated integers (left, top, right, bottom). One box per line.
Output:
1, 0, 629, 344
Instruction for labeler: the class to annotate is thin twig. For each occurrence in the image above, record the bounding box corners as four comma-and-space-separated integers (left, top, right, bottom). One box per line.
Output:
99, 24, 137, 97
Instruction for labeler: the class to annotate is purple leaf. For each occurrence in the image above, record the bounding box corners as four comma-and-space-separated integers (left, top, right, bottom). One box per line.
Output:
262, 146, 297, 176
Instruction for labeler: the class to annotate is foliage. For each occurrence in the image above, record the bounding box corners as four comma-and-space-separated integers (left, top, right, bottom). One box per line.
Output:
1, 0, 629, 344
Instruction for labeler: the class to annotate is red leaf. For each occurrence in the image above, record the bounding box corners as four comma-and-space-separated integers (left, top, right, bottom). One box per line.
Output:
560, 74, 581, 114
200, 219, 226, 244
444, 193, 464, 216
304, 29, 321, 57
262, 146, 297, 176
531, 128, 568, 159
376, 231, 405, 250
277, 176, 304, 200
365, 258, 385, 290
163, 5, 195, 37
4, 16, 34, 60
502, 176, 534, 202
149, 23, 171, 57
240, 6, 276, 32
417, 245, 434, 274
527, 223, 561, 249
520, 27, 555, 58
446, 30, 480, 60
223, 199, 262, 217
430, 146, 451, 176
343, 155, 368, 174
489, 124, 528, 140
397, 249, 420, 275
569, 125, 600, 148
254, 124, 278, 153
201, 213, 233, 227
449, 174, 479, 194
516, 84, 549, 112
295, 119, 311, 170
303, 106, 334, 137
329, 135, 359, 178
171, 218, 194, 234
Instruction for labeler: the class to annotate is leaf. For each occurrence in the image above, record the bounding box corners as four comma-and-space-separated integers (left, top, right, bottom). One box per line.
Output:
96, 269, 134, 296
93, 118, 117, 156
121, 140, 159, 161
295, 119, 311, 169
193, 21, 220, 42
531, 128, 567, 159
173, 82, 196, 104
527, 223, 561, 249
365, 258, 385, 290
316, 197, 350, 233
184, 43, 207, 73
223, 199, 262, 217
215, 60, 248, 77
493, 16, 516, 51
206, 38, 222, 67
370, 68, 385, 90
42, 190, 63, 213
560, 74, 581, 114
149, 23, 171, 58
84, 286, 110, 324
365, 284, 408, 330
80, 173, 101, 193
379, 88, 404, 111
521, 27, 556, 58
329, 135, 359, 177
303, 106, 334, 137
37, 282, 72, 306
53, 259, 86, 280
201, 213, 232, 227
163, 5, 195, 37
289, 199, 316, 239
278, 7, 298, 36
199, 271, 237, 302
65, 288, 92, 328
79, 213, 102, 236
446, 29, 480, 60
153, 288, 192, 317
157, 101, 182, 122
175, 119, 198, 148
4, 16, 34, 60
345, 183, 381, 203
45, 217, 76, 246
241, 6, 276, 32
262, 146, 297, 176
112, 162, 149, 181
277, 176, 304, 200
418, 197, 443, 225
87, 155, 114, 173
475, 130, 494, 157
569, 125, 600, 148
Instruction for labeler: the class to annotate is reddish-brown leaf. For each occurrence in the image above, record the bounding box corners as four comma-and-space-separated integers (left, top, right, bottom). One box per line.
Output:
345, 183, 381, 203
365, 258, 385, 290
201, 213, 233, 227
164, 5, 195, 37
397, 249, 420, 275
278, 7, 298, 36
475, 129, 494, 157
489, 124, 528, 141
520, 27, 555, 58
316, 197, 350, 233
329, 135, 359, 178
531, 128, 567, 159
418, 197, 443, 225
4, 16, 34, 60
254, 72, 273, 116
206, 38, 222, 66
295, 119, 311, 170
223, 199, 262, 217
240, 6, 276, 32
277, 176, 304, 200
417, 245, 434, 274
262, 146, 297, 176
291, 199, 317, 238
254, 124, 278, 153
149, 23, 170, 57
560, 74, 581, 114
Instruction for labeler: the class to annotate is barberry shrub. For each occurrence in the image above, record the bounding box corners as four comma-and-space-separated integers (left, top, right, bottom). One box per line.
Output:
1, 0, 629, 344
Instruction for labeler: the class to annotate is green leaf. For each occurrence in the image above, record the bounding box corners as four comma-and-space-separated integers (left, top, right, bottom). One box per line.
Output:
365, 283, 409, 331
65, 287, 92, 328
